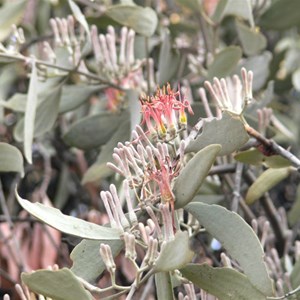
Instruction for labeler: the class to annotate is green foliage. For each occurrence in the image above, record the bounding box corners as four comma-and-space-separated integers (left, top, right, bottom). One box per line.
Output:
185, 202, 274, 296
0, 143, 24, 176
22, 268, 93, 300
180, 264, 266, 300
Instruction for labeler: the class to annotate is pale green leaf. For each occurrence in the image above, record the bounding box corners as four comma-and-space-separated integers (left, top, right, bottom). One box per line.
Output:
292, 68, 300, 91
0, 0, 27, 42
127, 89, 141, 134
68, 0, 90, 40
63, 111, 129, 150
173, 144, 221, 209
16, 191, 121, 240
158, 29, 180, 85
71, 239, 124, 283
291, 259, 300, 290
245, 167, 292, 205
180, 264, 266, 300
14, 84, 62, 141
24, 60, 38, 164
185, 202, 274, 296
105, 5, 158, 37
186, 113, 249, 156
154, 231, 194, 272
82, 119, 130, 184
260, 0, 300, 30
155, 272, 175, 300
236, 21, 267, 56
22, 268, 92, 300
208, 46, 242, 79
0, 143, 24, 176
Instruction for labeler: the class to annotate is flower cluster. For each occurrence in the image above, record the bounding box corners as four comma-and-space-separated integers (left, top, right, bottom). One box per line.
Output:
140, 84, 194, 140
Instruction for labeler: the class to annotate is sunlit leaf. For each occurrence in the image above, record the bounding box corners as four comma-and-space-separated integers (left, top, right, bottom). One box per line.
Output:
245, 167, 293, 205
186, 112, 249, 156
180, 264, 266, 300
207, 46, 242, 79
185, 202, 274, 296
0, 143, 24, 176
0, 0, 27, 42
16, 191, 121, 240
71, 239, 124, 283
154, 231, 194, 272
288, 184, 300, 226
24, 60, 38, 164
292, 68, 300, 91
63, 111, 129, 150
22, 268, 92, 300
174, 144, 221, 209
155, 272, 175, 300
105, 4, 158, 37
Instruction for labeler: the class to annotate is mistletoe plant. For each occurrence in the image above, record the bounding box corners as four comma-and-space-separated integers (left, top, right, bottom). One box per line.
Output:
1, 0, 300, 300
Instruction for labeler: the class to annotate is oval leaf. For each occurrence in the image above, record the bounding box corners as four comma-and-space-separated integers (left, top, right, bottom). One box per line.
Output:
63, 111, 129, 150
186, 112, 249, 156
154, 231, 194, 272
260, 0, 300, 30
16, 191, 121, 240
236, 21, 267, 56
0, 143, 24, 176
173, 144, 221, 209
245, 167, 292, 205
105, 4, 158, 37
207, 46, 242, 79
22, 268, 92, 300
180, 264, 266, 300
82, 119, 130, 184
71, 239, 124, 283
185, 202, 274, 296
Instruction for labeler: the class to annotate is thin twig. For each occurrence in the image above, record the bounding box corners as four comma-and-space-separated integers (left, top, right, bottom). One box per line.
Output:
231, 162, 244, 212
245, 124, 300, 171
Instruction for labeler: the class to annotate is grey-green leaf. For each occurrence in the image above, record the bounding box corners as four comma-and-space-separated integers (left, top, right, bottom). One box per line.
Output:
245, 167, 292, 205
14, 84, 62, 142
185, 202, 274, 296
180, 264, 266, 300
71, 239, 124, 283
174, 144, 221, 209
0, 0, 27, 42
186, 113, 249, 156
24, 60, 38, 164
236, 21, 267, 56
212, 0, 254, 27
82, 119, 130, 184
16, 191, 121, 240
105, 4, 158, 37
292, 68, 300, 91
63, 111, 129, 150
260, 0, 300, 30
22, 268, 92, 300
0, 143, 24, 176
207, 46, 242, 80
154, 231, 194, 272
155, 272, 175, 300
158, 30, 180, 85
59, 85, 105, 114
